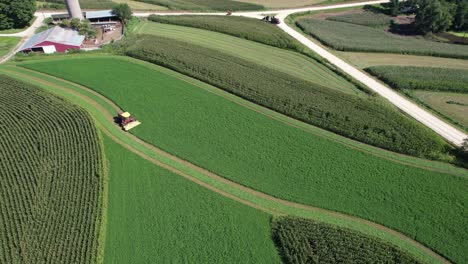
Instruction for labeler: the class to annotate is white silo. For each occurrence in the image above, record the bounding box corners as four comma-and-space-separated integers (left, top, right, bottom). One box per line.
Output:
65, 0, 84, 20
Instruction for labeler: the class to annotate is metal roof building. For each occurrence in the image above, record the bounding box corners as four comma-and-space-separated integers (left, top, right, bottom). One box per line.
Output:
85, 10, 116, 20
20, 26, 84, 54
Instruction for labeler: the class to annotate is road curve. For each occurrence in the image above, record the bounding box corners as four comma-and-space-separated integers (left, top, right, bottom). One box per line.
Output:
275, 17, 468, 146
135, 0, 467, 146
0, 12, 57, 63
1, 0, 466, 145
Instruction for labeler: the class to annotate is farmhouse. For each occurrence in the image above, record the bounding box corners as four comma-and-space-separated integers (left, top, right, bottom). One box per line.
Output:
20, 26, 84, 54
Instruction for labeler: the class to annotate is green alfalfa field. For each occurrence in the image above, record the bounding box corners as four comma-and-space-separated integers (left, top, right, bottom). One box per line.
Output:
102, 135, 281, 263
19, 56, 468, 263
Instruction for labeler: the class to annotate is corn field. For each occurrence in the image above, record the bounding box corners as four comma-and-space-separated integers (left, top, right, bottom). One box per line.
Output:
0, 75, 104, 263
272, 217, 421, 264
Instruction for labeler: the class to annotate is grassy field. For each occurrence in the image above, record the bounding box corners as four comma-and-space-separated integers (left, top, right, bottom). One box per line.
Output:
327, 11, 392, 27
124, 35, 449, 158
146, 16, 303, 53
338, 52, 468, 70
134, 21, 357, 94
134, 0, 263, 11
42, 0, 116, 9
366, 66, 468, 93
273, 217, 421, 263
0, 75, 104, 263
19, 56, 468, 263
113, 0, 167, 10
102, 135, 280, 263
448, 31, 468, 37
3, 63, 462, 264
296, 19, 468, 59
0, 37, 20, 58
236, 0, 356, 8
412, 91, 468, 130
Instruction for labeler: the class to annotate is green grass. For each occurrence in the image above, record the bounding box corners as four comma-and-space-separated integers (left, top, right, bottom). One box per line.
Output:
448, 31, 468, 38
113, 0, 168, 10
338, 52, 468, 70
42, 0, 117, 9
19, 56, 468, 263
134, 21, 357, 93
147, 15, 302, 52
0, 75, 104, 263
411, 91, 468, 130
2, 61, 462, 264
134, 0, 263, 11
273, 217, 422, 263
366, 66, 468, 93
124, 35, 449, 158
0, 37, 20, 58
327, 11, 392, 27
102, 135, 280, 263
296, 19, 468, 59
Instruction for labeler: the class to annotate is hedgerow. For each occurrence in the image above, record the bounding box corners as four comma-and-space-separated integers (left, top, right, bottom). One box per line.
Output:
272, 217, 421, 264
126, 35, 448, 158
147, 15, 302, 51
327, 11, 392, 27
135, 0, 263, 11
365, 66, 468, 93
296, 19, 468, 59
0, 75, 104, 263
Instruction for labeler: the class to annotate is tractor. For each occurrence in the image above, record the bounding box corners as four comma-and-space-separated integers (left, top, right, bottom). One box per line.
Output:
117, 111, 141, 131
262, 15, 280, 25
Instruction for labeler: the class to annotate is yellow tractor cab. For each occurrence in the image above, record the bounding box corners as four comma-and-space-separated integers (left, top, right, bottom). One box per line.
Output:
117, 111, 141, 131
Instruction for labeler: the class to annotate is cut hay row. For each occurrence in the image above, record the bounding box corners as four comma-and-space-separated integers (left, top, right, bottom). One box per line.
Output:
0, 75, 104, 263
296, 19, 468, 59
19, 57, 468, 263
135, 21, 357, 94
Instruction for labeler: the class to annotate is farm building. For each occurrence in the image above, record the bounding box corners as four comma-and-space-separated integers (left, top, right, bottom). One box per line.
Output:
20, 26, 84, 54
85, 10, 117, 23
52, 10, 117, 23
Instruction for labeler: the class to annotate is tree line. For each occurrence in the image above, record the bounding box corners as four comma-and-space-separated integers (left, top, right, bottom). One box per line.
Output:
392, 0, 468, 33
0, 0, 36, 30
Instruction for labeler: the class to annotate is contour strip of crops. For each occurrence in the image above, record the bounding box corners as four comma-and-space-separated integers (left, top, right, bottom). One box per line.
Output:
0, 75, 104, 264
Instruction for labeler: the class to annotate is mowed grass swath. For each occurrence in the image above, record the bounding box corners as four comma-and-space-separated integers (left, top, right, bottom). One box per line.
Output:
296, 19, 468, 59
134, 0, 263, 11
125, 35, 448, 158
21, 57, 468, 263
337, 52, 468, 70
0, 75, 104, 263
147, 15, 302, 51
134, 21, 357, 93
272, 217, 422, 264
365, 66, 468, 93
102, 136, 281, 263
4, 65, 455, 264
411, 91, 468, 130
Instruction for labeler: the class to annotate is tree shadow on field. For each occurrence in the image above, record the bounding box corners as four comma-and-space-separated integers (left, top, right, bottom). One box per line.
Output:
450, 148, 468, 169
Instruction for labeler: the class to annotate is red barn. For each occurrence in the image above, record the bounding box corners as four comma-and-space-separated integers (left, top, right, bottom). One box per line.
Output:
20, 26, 85, 54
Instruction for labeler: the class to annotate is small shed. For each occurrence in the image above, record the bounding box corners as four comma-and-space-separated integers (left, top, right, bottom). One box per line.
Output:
20, 26, 85, 54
